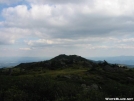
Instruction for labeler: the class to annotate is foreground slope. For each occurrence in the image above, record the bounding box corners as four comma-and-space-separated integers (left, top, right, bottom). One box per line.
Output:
0, 54, 134, 101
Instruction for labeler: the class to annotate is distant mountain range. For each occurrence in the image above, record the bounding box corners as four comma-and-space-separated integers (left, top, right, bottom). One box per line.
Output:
89, 56, 134, 68
9, 54, 130, 74
0, 55, 134, 68
1, 54, 129, 73
0, 57, 49, 68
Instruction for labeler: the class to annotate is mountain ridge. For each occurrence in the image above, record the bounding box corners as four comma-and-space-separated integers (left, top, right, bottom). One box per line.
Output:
15, 54, 94, 70
0, 54, 134, 101
12, 54, 130, 74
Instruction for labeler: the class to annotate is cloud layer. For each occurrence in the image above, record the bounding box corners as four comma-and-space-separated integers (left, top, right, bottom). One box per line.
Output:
0, 0, 134, 57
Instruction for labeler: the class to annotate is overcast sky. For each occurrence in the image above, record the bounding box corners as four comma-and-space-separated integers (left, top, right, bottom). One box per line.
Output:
0, 0, 134, 57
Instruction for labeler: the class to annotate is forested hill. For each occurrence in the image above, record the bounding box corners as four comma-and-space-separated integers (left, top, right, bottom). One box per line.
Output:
14, 54, 129, 72
15, 54, 94, 70
0, 54, 134, 101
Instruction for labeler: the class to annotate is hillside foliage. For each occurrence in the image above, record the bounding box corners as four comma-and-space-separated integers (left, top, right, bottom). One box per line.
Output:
0, 54, 134, 101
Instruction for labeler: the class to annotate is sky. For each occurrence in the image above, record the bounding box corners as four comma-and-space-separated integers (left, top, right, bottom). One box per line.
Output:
0, 0, 134, 58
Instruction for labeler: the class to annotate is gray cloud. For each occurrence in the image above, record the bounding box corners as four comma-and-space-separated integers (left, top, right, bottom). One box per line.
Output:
0, 0, 134, 57
26, 0, 90, 4
2, 2, 134, 39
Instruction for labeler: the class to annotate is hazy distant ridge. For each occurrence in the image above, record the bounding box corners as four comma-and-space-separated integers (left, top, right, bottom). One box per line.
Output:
1, 56, 134, 68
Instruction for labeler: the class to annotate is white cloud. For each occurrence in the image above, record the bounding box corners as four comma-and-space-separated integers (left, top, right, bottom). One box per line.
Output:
122, 38, 134, 42
2, 5, 30, 21
0, 27, 35, 46
27, 39, 54, 46
30, 4, 51, 19
26, 0, 88, 5
25, 37, 122, 50
1, 0, 134, 57
116, 44, 134, 49
1, 1, 134, 38
19, 48, 31, 51
91, 0, 134, 16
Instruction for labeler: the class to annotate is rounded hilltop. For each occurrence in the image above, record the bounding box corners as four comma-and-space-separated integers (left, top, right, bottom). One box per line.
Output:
15, 54, 94, 70
51, 54, 89, 62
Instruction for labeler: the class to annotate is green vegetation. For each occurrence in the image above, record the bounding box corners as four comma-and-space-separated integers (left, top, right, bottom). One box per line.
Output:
0, 54, 134, 101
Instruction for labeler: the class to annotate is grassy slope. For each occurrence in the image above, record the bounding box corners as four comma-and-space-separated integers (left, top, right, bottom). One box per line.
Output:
0, 63, 134, 101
